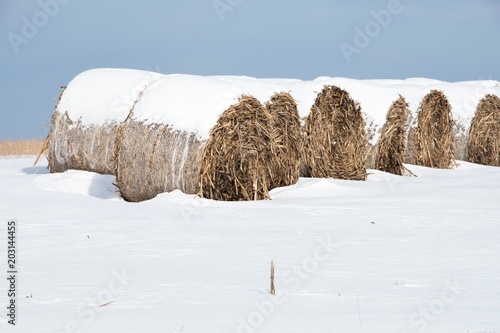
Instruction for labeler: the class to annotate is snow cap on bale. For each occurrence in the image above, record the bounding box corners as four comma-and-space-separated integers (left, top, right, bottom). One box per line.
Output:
303, 85, 367, 180
265, 92, 303, 188
467, 94, 500, 166
375, 95, 412, 175
407, 90, 455, 169
199, 95, 279, 201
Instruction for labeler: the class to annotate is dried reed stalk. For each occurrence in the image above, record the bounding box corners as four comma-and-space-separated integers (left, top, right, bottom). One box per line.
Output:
270, 259, 276, 296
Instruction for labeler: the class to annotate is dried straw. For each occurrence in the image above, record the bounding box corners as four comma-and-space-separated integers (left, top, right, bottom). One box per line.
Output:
114, 122, 206, 202
375, 95, 411, 175
467, 94, 500, 166
265, 92, 302, 188
199, 95, 278, 201
46, 85, 119, 175
47, 110, 118, 175
407, 90, 455, 169
303, 85, 367, 180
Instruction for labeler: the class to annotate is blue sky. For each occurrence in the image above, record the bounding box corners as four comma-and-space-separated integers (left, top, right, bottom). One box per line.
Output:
1, 0, 499, 139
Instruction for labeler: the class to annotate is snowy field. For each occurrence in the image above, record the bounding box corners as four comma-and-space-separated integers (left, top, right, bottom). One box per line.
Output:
1, 156, 499, 332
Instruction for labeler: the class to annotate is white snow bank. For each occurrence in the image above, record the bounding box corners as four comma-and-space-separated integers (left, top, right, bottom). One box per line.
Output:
58, 69, 500, 142
36, 169, 118, 200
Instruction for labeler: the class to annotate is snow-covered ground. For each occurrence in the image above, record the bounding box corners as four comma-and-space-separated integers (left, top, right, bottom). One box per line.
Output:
1, 156, 499, 332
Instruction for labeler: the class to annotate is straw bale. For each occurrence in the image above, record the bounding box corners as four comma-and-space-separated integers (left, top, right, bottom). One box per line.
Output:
199, 95, 279, 201
467, 94, 500, 166
115, 122, 206, 202
47, 110, 117, 175
407, 90, 455, 169
375, 95, 412, 175
302, 85, 367, 180
264, 92, 302, 188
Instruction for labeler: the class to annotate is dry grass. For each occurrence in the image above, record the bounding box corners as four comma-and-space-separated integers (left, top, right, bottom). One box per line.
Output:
407, 90, 455, 169
375, 95, 411, 175
467, 94, 500, 166
47, 111, 118, 175
265, 92, 303, 188
302, 85, 367, 180
0, 139, 46, 156
199, 95, 279, 201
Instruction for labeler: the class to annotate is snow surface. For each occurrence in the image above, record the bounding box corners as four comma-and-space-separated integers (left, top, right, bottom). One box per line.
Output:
58, 69, 500, 143
1, 156, 499, 332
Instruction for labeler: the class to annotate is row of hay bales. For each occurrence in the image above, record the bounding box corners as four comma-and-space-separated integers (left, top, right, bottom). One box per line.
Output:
46, 76, 500, 202
48, 90, 303, 202
114, 93, 303, 202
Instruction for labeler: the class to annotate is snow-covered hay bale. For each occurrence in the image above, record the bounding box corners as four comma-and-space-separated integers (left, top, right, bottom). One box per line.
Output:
46, 84, 118, 175
303, 85, 367, 180
264, 92, 302, 188
115, 123, 206, 202
199, 96, 279, 201
407, 90, 455, 169
46, 69, 162, 175
47, 111, 117, 175
375, 96, 411, 175
47, 69, 499, 200
467, 94, 500, 166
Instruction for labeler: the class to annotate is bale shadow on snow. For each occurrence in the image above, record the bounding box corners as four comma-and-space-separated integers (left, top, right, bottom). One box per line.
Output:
22, 166, 50, 175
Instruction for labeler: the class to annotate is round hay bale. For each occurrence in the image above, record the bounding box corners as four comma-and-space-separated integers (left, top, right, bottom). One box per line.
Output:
115, 122, 206, 202
47, 109, 118, 175
467, 94, 500, 166
46, 69, 161, 175
408, 90, 455, 169
303, 85, 367, 180
265, 92, 302, 188
199, 96, 279, 201
375, 95, 412, 175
